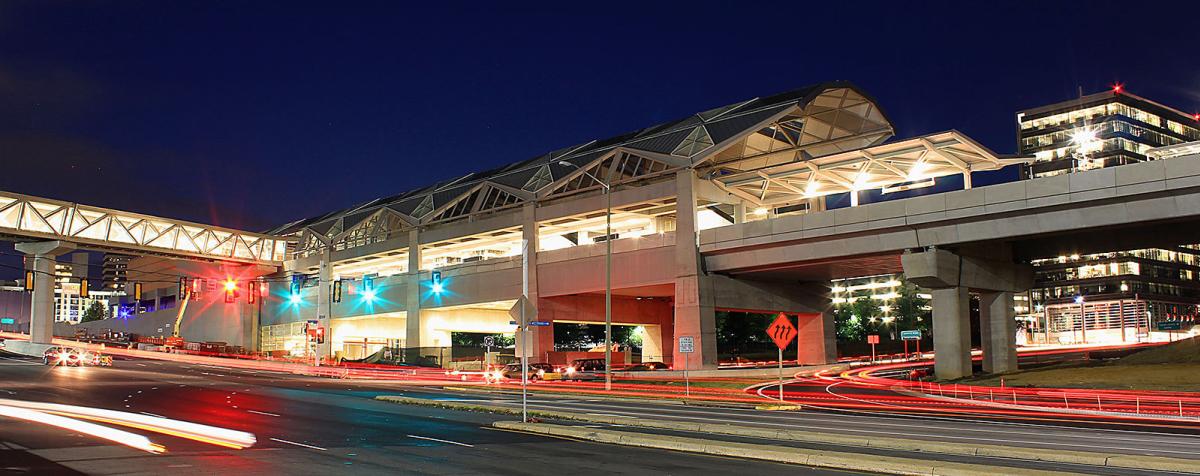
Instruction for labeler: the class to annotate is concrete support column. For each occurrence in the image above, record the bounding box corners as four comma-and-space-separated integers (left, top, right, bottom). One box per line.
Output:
28, 254, 56, 344
316, 256, 332, 361
790, 282, 837, 364
642, 324, 664, 363
406, 228, 422, 349
796, 311, 836, 364
520, 203, 552, 359
672, 169, 717, 369
979, 291, 1018, 374
15, 241, 75, 344
931, 287, 972, 380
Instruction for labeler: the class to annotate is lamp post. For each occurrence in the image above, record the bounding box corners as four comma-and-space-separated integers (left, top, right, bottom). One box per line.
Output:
559, 161, 613, 391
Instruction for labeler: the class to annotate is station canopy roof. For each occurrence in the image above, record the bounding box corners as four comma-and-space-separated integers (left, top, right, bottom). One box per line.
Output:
711, 130, 1029, 208
271, 81, 1027, 249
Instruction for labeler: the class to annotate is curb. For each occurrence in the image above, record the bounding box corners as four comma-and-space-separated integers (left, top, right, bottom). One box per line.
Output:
440, 385, 758, 409
493, 421, 1085, 476
375, 395, 1200, 474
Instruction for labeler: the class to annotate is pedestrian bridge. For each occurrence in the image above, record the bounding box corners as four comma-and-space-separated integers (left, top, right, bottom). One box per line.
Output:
0, 190, 291, 266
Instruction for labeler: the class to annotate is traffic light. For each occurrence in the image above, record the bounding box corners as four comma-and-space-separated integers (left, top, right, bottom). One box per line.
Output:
79, 278, 89, 298
179, 278, 189, 299
247, 282, 256, 304
223, 279, 238, 303
315, 326, 325, 344
24, 271, 34, 291
133, 282, 143, 301
430, 270, 443, 294
192, 278, 203, 299
332, 279, 343, 303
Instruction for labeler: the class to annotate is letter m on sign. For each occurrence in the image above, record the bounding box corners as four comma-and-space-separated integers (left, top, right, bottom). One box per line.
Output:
766, 313, 797, 350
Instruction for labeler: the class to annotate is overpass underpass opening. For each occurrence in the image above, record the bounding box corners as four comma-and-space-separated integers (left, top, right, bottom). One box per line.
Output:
539, 290, 674, 366
715, 310, 823, 366
329, 311, 406, 361
421, 300, 516, 369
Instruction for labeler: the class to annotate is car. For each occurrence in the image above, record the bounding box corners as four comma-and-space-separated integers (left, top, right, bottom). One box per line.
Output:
0, 338, 5, 349
43, 346, 83, 367
624, 361, 670, 371
501, 362, 557, 381
563, 358, 607, 381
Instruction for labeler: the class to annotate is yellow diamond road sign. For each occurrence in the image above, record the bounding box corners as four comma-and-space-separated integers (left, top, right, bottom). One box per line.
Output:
508, 295, 538, 324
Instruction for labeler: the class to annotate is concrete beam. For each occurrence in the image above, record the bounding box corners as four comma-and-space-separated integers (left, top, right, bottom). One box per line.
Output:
901, 248, 1032, 292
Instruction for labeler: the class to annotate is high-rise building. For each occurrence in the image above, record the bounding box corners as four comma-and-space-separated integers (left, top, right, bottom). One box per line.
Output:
101, 253, 132, 291
1017, 87, 1200, 344
1017, 87, 1200, 178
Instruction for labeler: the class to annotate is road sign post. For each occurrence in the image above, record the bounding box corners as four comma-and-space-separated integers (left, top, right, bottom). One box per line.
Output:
483, 335, 495, 368
900, 330, 921, 359
766, 313, 798, 401
867, 334, 880, 363
678, 336, 694, 397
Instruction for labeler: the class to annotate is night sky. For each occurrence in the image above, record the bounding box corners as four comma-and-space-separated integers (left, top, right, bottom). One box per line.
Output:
2, 1, 1199, 277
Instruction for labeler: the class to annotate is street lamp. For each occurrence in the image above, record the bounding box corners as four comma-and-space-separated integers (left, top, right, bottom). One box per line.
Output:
559, 161, 614, 391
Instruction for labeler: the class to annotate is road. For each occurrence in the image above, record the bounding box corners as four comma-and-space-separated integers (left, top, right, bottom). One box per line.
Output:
0, 352, 848, 475
403, 386, 1200, 464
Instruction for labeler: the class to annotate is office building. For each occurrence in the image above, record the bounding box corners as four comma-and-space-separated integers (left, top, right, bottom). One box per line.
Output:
1017, 88, 1200, 343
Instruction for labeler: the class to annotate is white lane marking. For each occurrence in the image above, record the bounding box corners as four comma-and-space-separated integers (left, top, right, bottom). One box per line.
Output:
406, 434, 474, 447
248, 410, 280, 417
270, 438, 326, 450
139, 411, 166, 418
136, 363, 148, 367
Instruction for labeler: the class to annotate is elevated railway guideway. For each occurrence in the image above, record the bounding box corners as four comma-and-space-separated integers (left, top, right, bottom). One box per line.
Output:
0, 190, 295, 345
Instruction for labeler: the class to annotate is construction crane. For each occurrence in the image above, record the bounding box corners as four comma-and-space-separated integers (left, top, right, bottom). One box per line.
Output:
163, 291, 190, 349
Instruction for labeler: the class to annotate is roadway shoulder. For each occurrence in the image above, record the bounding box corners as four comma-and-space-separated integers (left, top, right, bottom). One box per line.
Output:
494, 421, 1086, 476
377, 394, 1200, 474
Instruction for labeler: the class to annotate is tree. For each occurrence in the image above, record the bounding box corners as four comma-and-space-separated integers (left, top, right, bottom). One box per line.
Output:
834, 304, 864, 341
851, 296, 883, 336
81, 301, 108, 323
716, 311, 773, 355
891, 280, 930, 336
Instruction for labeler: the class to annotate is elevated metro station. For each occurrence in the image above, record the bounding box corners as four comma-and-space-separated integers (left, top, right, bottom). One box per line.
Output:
11, 80, 1200, 377
29, 80, 1027, 370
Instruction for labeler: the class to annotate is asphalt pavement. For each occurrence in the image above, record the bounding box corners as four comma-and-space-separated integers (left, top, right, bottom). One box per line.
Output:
0, 352, 856, 475
398, 385, 1200, 461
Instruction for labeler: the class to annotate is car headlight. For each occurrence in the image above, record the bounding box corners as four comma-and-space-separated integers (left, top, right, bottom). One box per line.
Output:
565, 366, 575, 374
537, 369, 545, 376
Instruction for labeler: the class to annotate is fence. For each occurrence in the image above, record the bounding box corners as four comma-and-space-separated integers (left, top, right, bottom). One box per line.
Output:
900, 379, 1200, 420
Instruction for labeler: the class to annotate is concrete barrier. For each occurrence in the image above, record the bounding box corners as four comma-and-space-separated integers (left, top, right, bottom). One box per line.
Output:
493, 421, 1086, 476
2, 339, 54, 358
379, 395, 1200, 474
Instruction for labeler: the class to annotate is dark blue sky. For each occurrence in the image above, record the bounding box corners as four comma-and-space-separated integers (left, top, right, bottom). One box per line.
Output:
1, 2, 1198, 239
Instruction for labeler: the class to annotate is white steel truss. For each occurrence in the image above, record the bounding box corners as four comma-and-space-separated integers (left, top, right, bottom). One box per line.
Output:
0, 191, 290, 265
711, 131, 1029, 208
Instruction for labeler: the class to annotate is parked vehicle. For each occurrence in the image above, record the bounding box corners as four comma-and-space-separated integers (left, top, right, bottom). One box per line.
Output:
563, 358, 606, 381
624, 361, 670, 371
501, 362, 557, 380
